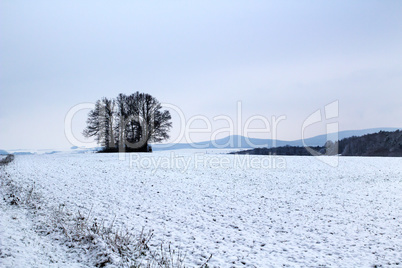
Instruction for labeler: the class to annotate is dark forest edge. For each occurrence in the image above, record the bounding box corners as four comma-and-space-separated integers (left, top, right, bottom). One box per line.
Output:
232, 130, 402, 157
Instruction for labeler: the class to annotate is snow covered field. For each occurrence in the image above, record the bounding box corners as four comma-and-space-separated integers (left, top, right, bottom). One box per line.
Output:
1, 152, 402, 267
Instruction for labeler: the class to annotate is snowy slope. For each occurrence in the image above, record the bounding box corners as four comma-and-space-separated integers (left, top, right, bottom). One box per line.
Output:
1, 153, 402, 266
0, 197, 84, 268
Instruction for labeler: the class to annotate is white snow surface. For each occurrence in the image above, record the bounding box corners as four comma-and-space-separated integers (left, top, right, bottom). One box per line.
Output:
0, 197, 84, 267
1, 152, 402, 267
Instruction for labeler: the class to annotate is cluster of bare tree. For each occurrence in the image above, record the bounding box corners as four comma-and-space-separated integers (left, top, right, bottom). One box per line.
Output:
83, 92, 172, 152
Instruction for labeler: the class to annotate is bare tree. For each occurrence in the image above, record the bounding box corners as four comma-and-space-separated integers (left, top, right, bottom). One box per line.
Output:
128, 92, 172, 150
115, 93, 128, 151
83, 97, 116, 150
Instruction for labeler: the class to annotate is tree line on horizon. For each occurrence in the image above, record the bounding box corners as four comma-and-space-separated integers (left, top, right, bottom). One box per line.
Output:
83, 92, 172, 152
233, 130, 402, 157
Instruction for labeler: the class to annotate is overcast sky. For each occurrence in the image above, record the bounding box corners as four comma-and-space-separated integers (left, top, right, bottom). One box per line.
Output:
1, 1, 401, 150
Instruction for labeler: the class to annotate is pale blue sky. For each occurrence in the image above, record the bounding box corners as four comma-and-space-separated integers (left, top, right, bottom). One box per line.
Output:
1, 1, 401, 150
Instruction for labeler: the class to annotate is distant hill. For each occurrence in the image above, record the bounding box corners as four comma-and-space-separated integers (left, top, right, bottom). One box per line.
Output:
0, 149, 9, 155
152, 127, 400, 151
233, 130, 402, 157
